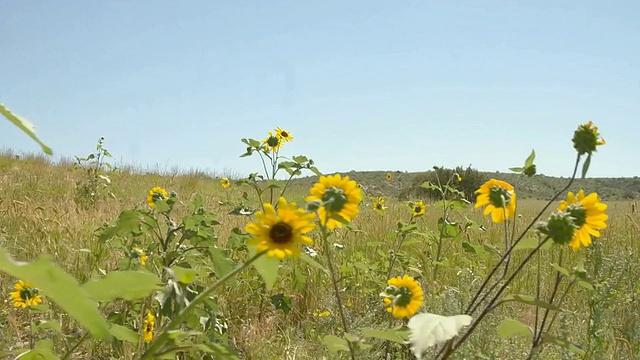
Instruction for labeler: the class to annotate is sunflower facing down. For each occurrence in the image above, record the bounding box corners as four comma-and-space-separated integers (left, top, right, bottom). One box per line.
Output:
557, 190, 608, 250
245, 197, 316, 259
10, 280, 43, 308
306, 174, 362, 229
474, 179, 517, 223
381, 275, 424, 319
146, 186, 168, 208
262, 131, 282, 152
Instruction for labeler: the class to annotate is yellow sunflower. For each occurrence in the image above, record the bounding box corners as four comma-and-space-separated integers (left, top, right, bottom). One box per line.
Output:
10, 280, 43, 308
133, 246, 148, 266
143, 311, 155, 343
306, 174, 362, 229
262, 131, 282, 152
387, 173, 392, 182
245, 197, 316, 259
276, 127, 293, 142
220, 177, 231, 189
412, 201, 426, 217
146, 186, 168, 208
373, 197, 386, 212
557, 190, 608, 250
381, 275, 424, 319
474, 179, 516, 223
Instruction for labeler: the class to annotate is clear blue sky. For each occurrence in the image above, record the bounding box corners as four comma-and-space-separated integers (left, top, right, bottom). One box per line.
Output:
2, 1, 638, 178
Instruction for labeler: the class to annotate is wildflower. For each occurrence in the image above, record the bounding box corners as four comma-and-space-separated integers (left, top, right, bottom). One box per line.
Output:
536, 212, 577, 246
306, 174, 362, 229
411, 201, 426, 217
313, 310, 331, 317
10, 280, 43, 308
220, 177, 231, 189
132, 246, 148, 266
275, 127, 293, 142
143, 311, 155, 343
557, 190, 608, 250
262, 131, 282, 152
456, 174, 462, 182
373, 197, 386, 212
387, 173, 392, 182
474, 179, 516, 223
245, 197, 316, 260
572, 121, 605, 155
380, 274, 424, 319
146, 186, 168, 208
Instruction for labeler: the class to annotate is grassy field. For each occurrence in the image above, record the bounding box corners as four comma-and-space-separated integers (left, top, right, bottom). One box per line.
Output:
0, 151, 639, 359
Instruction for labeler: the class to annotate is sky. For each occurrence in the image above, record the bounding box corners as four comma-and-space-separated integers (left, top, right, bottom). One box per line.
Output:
1, 1, 639, 178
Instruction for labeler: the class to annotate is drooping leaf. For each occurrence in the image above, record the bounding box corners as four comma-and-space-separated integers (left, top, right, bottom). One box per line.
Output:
323, 335, 351, 353
541, 333, 586, 355
500, 294, 563, 312
509, 167, 524, 173
581, 154, 591, 179
0, 103, 53, 155
550, 263, 571, 277
209, 248, 235, 278
169, 266, 196, 284
497, 318, 533, 339
513, 237, 554, 251
0, 249, 110, 339
82, 271, 162, 302
110, 324, 140, 344
299, 252, 329, 275
248, 245, 279, 290
361, 328, 407, 344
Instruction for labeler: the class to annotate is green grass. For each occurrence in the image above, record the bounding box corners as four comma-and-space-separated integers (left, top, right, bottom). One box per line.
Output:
0, 152, 638, 359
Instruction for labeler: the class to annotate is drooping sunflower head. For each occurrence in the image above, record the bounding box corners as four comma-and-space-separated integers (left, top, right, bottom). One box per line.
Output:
411, 201, 426, 217
380, 275, 424, 319
10, 280, 43, 308
275, 127, 293, 142
386, 173, 392, 182
557, 190, 608, 250
306, 174, 362, 229
220, 177, 231, 189
245, 197, 316, 259
146, 186, 168, 208
262, 131, 282, 152
373, 197, 386, 212
132, 246, 148, 266
143, 311, 155, 343
474, 179, 517, 223
572, 121, 605, 155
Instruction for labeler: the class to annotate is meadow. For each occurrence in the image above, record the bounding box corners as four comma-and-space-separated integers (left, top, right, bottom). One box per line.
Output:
0, 122, 638, 360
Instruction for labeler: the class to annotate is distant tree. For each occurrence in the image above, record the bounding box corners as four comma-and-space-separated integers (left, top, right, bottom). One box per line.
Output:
399, 165, 487, 201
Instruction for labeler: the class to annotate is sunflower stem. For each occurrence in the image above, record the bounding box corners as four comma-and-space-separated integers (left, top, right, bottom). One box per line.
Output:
139, 250, 266, 360
533, 248, 564, 346
61, 331, 90, 360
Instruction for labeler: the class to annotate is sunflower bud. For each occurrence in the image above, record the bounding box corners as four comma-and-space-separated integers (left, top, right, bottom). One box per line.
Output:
306, 200, 322, 212
537, 212, 577, 245
572, 121, 605, 155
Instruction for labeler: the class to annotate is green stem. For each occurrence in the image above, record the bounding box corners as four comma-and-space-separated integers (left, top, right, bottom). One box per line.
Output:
62, 332, 90, 360
139, 250, 266, 359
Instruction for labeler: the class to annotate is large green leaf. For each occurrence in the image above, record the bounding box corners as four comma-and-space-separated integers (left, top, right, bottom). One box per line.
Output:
248, 244, 279, 290
110, 324, 140, 344
0, 248, 110, 339
500, 294, 563, 312
0, 103, 52, 155
541, 333, 586, 355
497, 318, 532, 339
361, 328, 407, 344
82, 271, 162, 302
323, 335, 351, 353
209, 247, 235, 278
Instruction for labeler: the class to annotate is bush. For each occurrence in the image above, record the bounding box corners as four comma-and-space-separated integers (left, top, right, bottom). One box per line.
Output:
399, 165, 487, 201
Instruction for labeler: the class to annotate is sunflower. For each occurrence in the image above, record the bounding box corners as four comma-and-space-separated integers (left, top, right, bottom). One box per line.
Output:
557, 190, 608, 250
387, 173, 392, 182
146, 186, 168, 208
133, 246, 148, 266
381, 275, 424, 319
262, 131, 282, 152
143, 311, 155, 343
10, 280, 43, 308
306, 174, 362, 229
573, 121, 605, 155
220, 177, 231, 189
373, 197, 386, 212
412, 201, 426, 217
474, 179, 516, 223
245, 197, 316, 259
276, 127, 293, 142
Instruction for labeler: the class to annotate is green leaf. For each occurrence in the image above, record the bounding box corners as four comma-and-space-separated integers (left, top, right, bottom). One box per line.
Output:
509, 167, 524, 173
361, 328, 407, 344
525, 149, 536, 168
192, 343, 240, 359
293, 155, 308, 163
0, 248, 110, 339
550, 263, 571, 277
299, 252, 329, 275
541, 333, 586, 355
209, 248, 235, 278
581, 154, 591, 179
153, 200, 170, 213
249, 245, 279, 290
82, 270, 162, 302
264, 179, 282, 190
420, 181, 440, 191
170, 266, 196, 284
0, 103, 53, 155
497, 318, 532, 339
270, 293, 292, 314
513, 237, 554, 251
323, 335, 351, 353
110, 324, 140, 344
33, 320, 62, 333
437, 217, 461, 239
500, 294, 563, 312
310, 166, 323, 176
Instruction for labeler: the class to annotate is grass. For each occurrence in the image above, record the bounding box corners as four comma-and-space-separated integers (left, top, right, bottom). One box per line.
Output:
0, 151, 639, 359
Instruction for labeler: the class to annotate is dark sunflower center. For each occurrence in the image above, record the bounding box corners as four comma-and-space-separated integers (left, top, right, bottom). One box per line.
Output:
267, 136, 280, 147
414, 205, 422, 214
269, 222, 293, 244
395, 287, 412, 307
281, 131, 289, 137
322, 187, 347, 213
489, 186, 511, 207
566, 204, 587, 227
20, 287, 37, 300
146, 323, 152, 332
376, 203, 383, 210
152, 192, 166, 202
